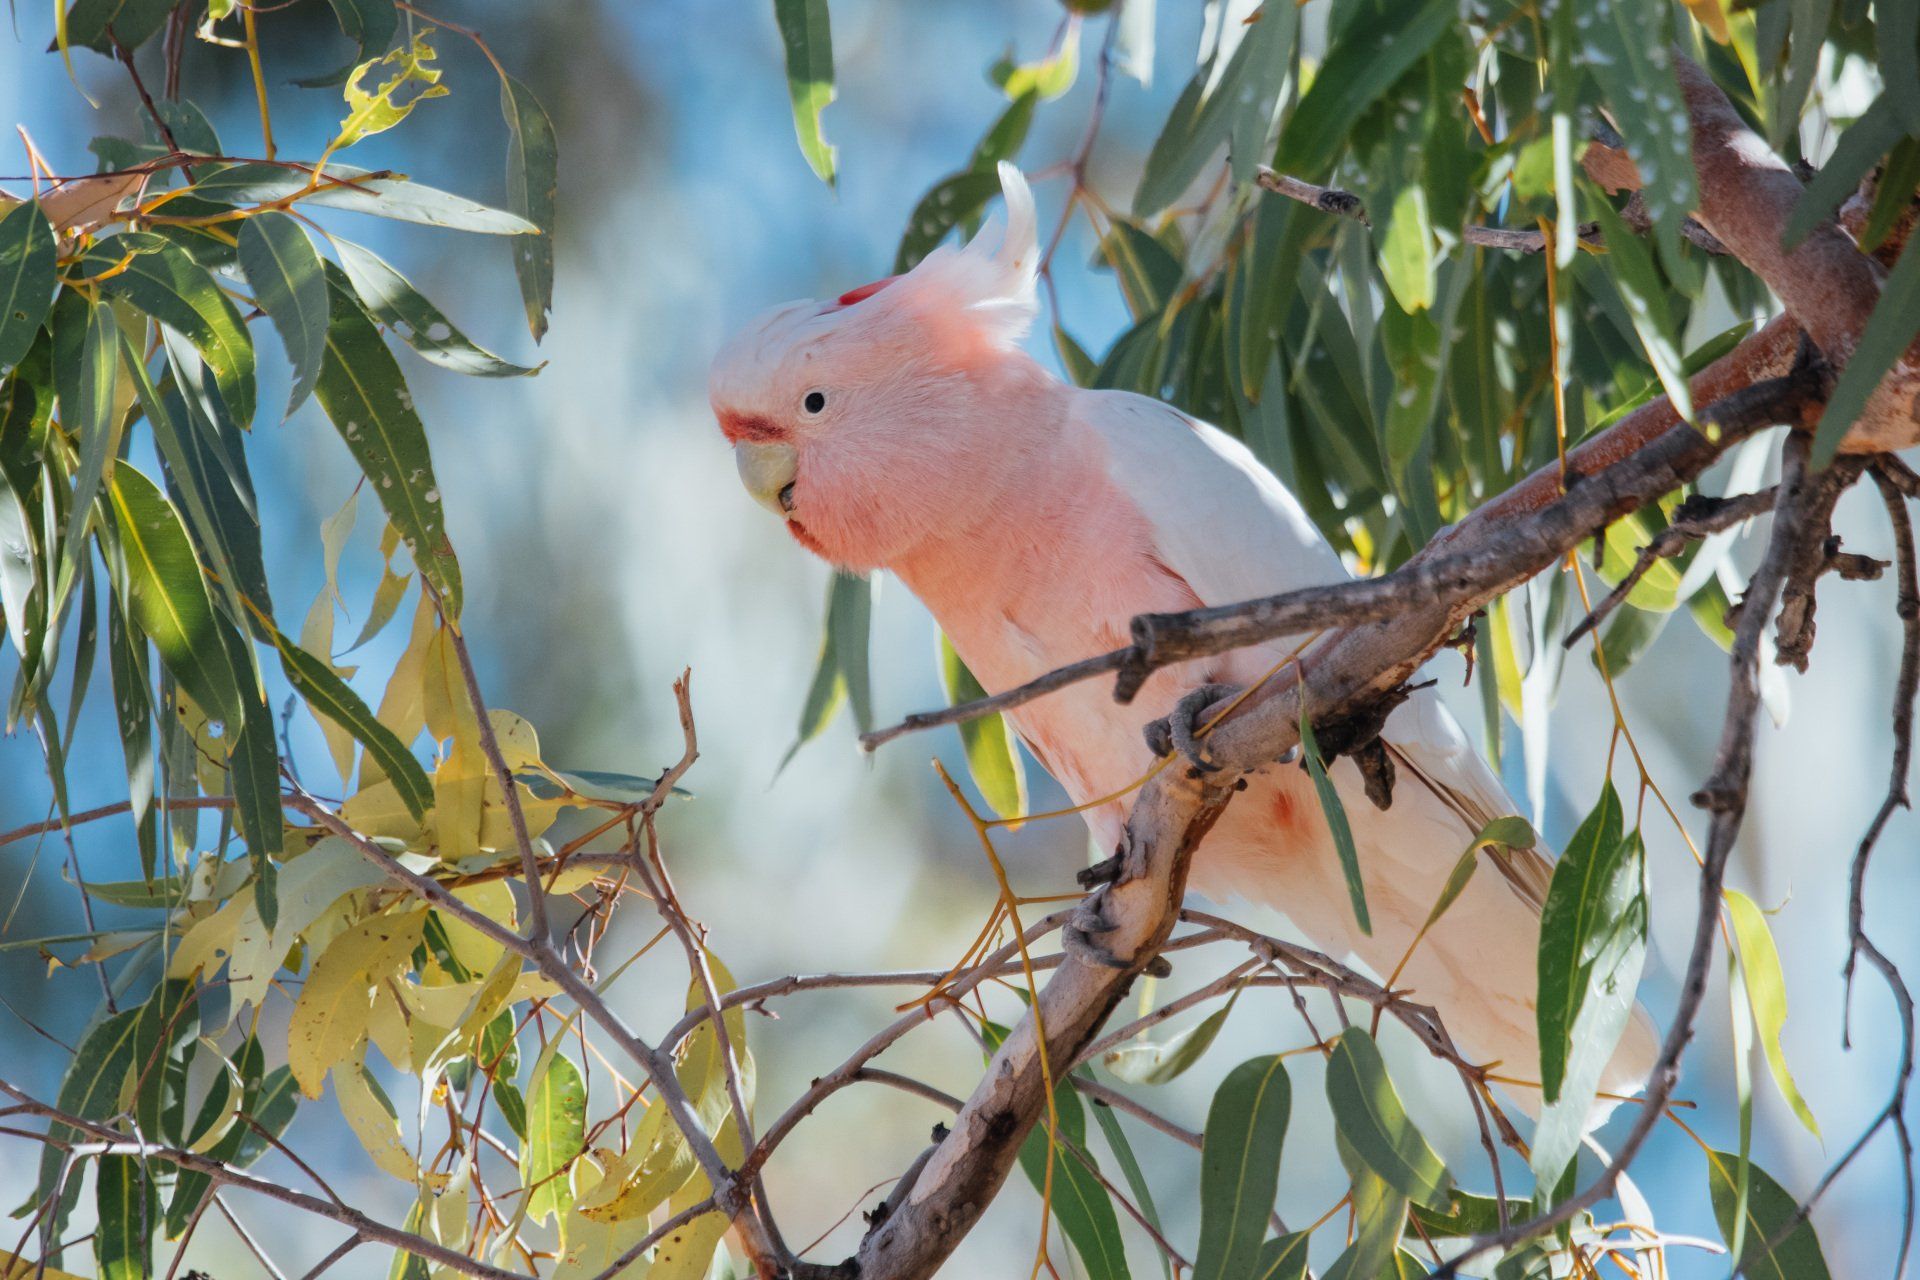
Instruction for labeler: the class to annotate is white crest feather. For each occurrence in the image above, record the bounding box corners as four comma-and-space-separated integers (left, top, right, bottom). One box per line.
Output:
886, 161, 1038, 346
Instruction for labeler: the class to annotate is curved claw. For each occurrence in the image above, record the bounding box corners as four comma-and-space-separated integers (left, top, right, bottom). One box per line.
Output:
1062, 925, 1133, 971
1144, 682, 1243, 774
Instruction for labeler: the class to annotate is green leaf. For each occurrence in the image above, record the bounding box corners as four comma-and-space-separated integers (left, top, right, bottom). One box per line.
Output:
894, 171, 1006, 274
87, 232, 256, 428
1014, 1083, 1131, 1280
501, 74, 558, 342
1811, 236, 1920, 467
56, 293, 123, 604
1880, 0, 1920, 136
774, 0, 837, 186
1411, 1190, 1529, 1237
237, 213, 329, 416
1322, 1133, 1412, 1280
334, 240, 537, 379
1300, 710, 1368, 934
1088, 1100, 1171, 1280
24, 1007, 141, 1225
991, 25, 1079, 101
228, 686, 284, 931
1533, 786, 1648, 1188
189, 164, 538, 236
1585, 1, 1696, 275
314, 269, 462, 616
295, 0, 398, 88
526, 1053, 586, 1225
1098, 219, 1183, 320
1379, 186, 1435, 315
1324, 1028, 1451, 1211
93, 1157, 155, 1280
1103, 985, 1243, 1085
0, 203, 55, 375
1273, 0, 1453, 181
1254, 1232, 1310, 1280
1706, 1148, 1834, 1280
1587, 192, 1691, 419
130, 980, 199, 1139
938, 634, 1025, 822
1194, 1055, 1291, 1280
1725, 890, 1820, 1135
107, 467, 243, 727
1785, 98, 1903, 249
271, 624, 433, 821
1134, 0, 1296, 216
828, 570, 871, 732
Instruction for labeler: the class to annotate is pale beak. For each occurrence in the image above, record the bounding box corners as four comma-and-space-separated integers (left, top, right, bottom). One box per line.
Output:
733, 441, 799, 517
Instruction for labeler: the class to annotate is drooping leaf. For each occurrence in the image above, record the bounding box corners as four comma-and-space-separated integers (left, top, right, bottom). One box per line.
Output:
828, 569, 871, 732
237, 213, 329, 416
334, 239, 538, 377
56, 293, 122, 605
1586, 193, 1691, 419
1811, 236, 1920, 467
1088, 1099, 1171, 1280
87, 232, 256, 429
1013, 1081, 1131, 1280
1533, 786, 1648, 1188
1705, 1148, 1834, 1280
288, 910, 426, 1096
314, 268, 462, 616
1785, 98, 1902, 248
1134, 0, 1297, 216
107, 467, 243, 727
1724, 889, 1820, 1136
93, 1157, 155, 1280
501, 74, 558, 341
1322, 1133, 1412, 1280
938, 634, 1026, 822
1585, 0, 1696, 275
774, 0, 837, 185
526, 1052, 587, 1225
1324, 1028, 1452, 1211
1274, 0, 1454, 181
271, 624, 433, 820
1194, 1055, 1291, 1280
23, 1007, 141, 1225
1300, 710, 1369, 934
0, 202, 55, 375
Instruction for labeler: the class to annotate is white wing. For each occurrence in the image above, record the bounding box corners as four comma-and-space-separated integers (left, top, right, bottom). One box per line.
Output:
1074, 390, 1347, 618
1077, 388, 1555, 902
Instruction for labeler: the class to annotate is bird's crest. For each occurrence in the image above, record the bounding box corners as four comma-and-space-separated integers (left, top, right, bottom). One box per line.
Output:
834, 162, 1038, 350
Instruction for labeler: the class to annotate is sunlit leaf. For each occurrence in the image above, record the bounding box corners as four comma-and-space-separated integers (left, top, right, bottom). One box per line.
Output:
288, 909, 425, 1097
526, 1052, 588, 1225
1533, 785, 1648, 1188
334, 239, 539, 378
238, 213, 329, 416
314, 268, 462, 616
190, 164, 538, 236
87, 232, 256, 429
333, 31, 450, 151
501, 74, 558, 341
1324, 1028, 1451, 1211
0, 202, 55, 376
774, 0, 837, 185
1724, 889, 1819, 1136
93, 1157, 155, 1280
938, 634, 1026, 822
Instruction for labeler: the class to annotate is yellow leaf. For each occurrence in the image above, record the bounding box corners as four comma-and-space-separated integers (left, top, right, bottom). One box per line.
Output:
367, 980, 414, 1073
552, 1155, 654, 1280
335, 1055, 448, 1187
1726, 890, 1820, 1136
370, 592, 436, 766
0, 1250, 90, 1280
439, 881, 516, 977
1680, 0, 1730, 42
166, 888, 254, 980
289, 908, 426, 1096
333, 31, 451, 151
301, 587, 360, 790
579, 1104, 696, 1225
224, 836, 385, 1022
342, 777, 424, 844
649, 1179, 729, 1280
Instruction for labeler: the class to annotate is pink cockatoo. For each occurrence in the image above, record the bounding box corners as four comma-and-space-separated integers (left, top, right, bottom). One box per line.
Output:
710, 163, 1656, 1114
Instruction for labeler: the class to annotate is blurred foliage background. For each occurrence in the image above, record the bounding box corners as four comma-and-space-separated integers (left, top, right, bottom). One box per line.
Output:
0, 1, 1916, 1276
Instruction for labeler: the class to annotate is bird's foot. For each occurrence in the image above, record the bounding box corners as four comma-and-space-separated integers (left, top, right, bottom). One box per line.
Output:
1061, 889, 1172, 976
1143, 682, 1243, 775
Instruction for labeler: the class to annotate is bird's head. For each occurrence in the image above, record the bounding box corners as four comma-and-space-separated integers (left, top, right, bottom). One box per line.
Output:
708, 163, 1054, 570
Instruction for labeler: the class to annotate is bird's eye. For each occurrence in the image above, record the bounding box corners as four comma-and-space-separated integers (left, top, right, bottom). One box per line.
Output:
803, 390, 827, 415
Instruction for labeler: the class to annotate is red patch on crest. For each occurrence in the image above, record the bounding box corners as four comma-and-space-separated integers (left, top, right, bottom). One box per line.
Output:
836, 275, 901, 307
